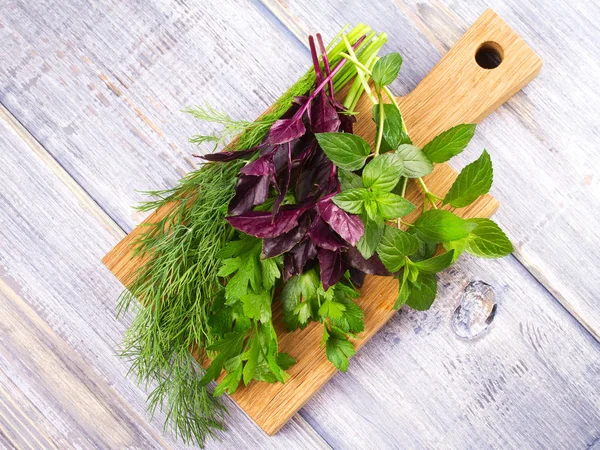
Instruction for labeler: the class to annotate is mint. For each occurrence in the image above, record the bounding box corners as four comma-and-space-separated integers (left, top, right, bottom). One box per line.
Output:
374, 191, 416, 219
333, 188, 368, 214
357, 216, 384, 259
371, 52, 403, 87
413, 210, 477, 243
377, 225, 420, 272
422, 123, 476, 163
465, 218, 513, 258
315, 132, 370, 170
444, 150, 493, 207
372, 104, 411, 150
405, 274, 437, 310
395, 144, 434, 178
362, 153, 403, 191
411, 250, 455, 274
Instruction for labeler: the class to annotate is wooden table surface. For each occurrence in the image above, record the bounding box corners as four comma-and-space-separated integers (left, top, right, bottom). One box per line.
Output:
1, 1, 599, 449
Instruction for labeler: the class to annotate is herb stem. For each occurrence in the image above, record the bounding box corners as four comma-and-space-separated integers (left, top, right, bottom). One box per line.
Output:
340, 36, 376, 104
374, 90, 385, 157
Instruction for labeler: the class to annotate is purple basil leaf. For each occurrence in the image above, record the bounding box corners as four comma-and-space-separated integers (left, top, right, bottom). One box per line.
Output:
201, 146, 260, 162
307, 215, 346, 251
228, 175, 270, 216
310, 93, 341, 133
348, 267, 366, 288
240, 153, 275, 177
343, 246, 390, 276
269, 118, 306, 145
273, 142, 292, 216
262, 213, 310, 258
283, 238, 318, 279
317, 197, 364, 246
338, 111, 357, 134
296, 149, 337, 202
226, 206, 307, 238
318, 248, 345, 291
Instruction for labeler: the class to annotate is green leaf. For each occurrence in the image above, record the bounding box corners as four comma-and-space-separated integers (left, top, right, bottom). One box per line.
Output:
407, 231, 438, 262
465, 218, 513, 258
241, 290, 272, 323
318, 300, 347, 320
411, 250, 455, 274
315, 132, 370, 171
395, 144, 433, 178
422, 123, 476, 163
371, 52, 403, 87
413, 210, 477, 243
338, 168, 364, 190
362, 153, 404, 192
217, 257, 242, 277
444, 150, 493, 207
377, 225, 420, 272
260, 257, 280, 290
324, 328, 356, 372
374, 191, 416, 220
372, 104, 411, 151
357, 216, 384, 259
275, 353, 296, 371
443, 237, 469, 262
364, 199, 379, 221
214, 357, 243, 396
242, 335, 259, 385
330, 293, 364, 334
406, 274, 437, 311
333, 188, 369, 214
394, 270, 410, 309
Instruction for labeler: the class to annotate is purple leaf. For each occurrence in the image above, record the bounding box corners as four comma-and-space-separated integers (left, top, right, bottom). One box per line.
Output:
310, 93, 341, 133
226, 206, 308, 238
343, 247, 390, 276
307, 216, 346, 251
240, 153, 275, 177
201, 146, 260, 162
296, 149, 337, 202
262, 212, 310, 258
317, 197, 364, 246
269, 118, 306, 145
283, 239, 317, 280
228, 175, 270, 215
348, 267, 366, 288
273, 142, 292, 216
318, 248, 345, 291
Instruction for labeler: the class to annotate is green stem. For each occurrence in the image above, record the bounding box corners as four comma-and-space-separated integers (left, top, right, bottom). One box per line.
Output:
374, 91, 385, 157
417, 177, 439, 209
339, 47, 376, 104
400, 177, 408, 197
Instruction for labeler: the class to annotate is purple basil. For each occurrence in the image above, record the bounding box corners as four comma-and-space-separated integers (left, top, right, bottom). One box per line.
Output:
228, 175, 270, 216
262, 212, 310, 258
307, 216, 346, 251
316, 197, 364, 246
226, 206, 308, 238
268, 118, 306, 145
343, 247, 390, 276
283, 239, 318, 280
318, 248, 345, 291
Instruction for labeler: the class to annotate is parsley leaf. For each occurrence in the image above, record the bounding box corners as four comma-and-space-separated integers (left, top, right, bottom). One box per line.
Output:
324, 327, 356, 372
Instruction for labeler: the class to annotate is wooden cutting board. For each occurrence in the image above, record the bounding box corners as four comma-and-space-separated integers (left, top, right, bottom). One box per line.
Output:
103, 9, 541, 436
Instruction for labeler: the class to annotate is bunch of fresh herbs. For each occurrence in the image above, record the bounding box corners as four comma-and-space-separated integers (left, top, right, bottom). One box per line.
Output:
117, 23, 512, 447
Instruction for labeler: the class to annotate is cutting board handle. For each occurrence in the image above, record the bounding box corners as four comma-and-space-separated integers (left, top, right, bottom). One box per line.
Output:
398, 8, 542, 146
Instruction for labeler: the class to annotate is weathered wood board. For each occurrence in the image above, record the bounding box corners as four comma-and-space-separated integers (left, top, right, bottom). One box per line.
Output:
103, 9, 541, 435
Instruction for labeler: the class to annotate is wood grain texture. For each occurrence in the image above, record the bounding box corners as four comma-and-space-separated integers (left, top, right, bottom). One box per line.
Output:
1, 0, 600, 447
103, 10, 540, 435
0, 105, 330, 449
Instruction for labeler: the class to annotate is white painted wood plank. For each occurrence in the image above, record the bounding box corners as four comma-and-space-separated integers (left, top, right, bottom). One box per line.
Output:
0, 108, 330, 449
1, 0, 599, 447
259, 0, 600, 341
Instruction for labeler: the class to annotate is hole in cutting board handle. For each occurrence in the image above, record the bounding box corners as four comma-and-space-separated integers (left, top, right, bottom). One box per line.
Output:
475, 41, 503, 69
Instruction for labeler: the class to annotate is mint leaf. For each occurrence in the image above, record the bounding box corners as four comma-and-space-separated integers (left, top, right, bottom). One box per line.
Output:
364, 198, 379, 221
377, 225, 420, 272
315, 132, 370, 171
371, 53, 403, 87
411, 250, 454, 274
443, 237, 469, 262
338, 168, 364, 190
444, 150, 493, 207
362, 153, 403, 191
372, 104, 411, 150
395, 144, 433, 178
333, 188, 368, 214
413, 210, 477, 243
324, 328, 356, 372
374, 191, 416, 220
406, 274, 437, 311
357, 216, 384, 259
465, 218, 513, 258
422, 123, 476, 163
394, 270, 410, 309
